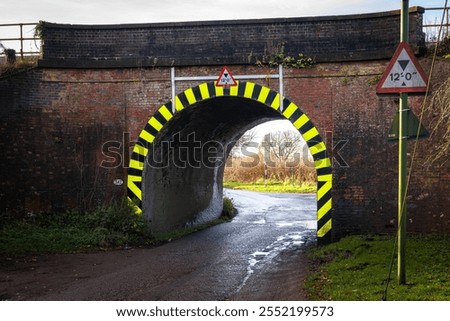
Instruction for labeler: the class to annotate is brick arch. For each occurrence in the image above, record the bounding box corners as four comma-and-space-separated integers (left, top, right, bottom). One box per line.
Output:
127, 81, 332, 242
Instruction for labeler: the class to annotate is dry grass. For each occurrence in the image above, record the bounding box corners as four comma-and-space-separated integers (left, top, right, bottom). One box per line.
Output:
224, 154, 316, 184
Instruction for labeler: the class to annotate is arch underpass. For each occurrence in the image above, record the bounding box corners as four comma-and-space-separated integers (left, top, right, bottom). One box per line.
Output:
127, 81, 333, 243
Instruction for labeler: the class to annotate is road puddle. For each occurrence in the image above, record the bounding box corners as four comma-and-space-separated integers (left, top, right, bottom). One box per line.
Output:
234, 231, 312, 294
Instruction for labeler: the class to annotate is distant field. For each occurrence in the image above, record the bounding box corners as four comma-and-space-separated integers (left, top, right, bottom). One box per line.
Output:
223, 180, 316, 193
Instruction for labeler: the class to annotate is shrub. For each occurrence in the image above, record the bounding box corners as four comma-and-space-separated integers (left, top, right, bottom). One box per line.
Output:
222, 197, 237, 220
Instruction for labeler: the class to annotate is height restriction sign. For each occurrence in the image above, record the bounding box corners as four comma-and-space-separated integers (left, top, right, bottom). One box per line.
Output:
376, 42, 428, 94
216, 66, 237, 87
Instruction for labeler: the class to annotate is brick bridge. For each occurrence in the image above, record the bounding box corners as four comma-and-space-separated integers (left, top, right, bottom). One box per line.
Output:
1, 7, 449, 243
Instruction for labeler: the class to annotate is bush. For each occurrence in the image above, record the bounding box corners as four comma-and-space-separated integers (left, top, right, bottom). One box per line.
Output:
0, 199, 152, 255
222, 197, 237, 220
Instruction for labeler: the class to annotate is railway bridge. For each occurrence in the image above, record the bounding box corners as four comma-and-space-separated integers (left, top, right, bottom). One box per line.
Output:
1, 7, 449, 243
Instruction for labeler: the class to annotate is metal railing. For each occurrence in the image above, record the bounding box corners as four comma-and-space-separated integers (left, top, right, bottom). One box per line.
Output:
423, 7, 450, 43
0, 22, 40, 59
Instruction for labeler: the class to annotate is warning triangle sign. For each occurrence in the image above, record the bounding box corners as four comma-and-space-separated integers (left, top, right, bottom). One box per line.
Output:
376, 42, 428, 94
216, 66, 237, 87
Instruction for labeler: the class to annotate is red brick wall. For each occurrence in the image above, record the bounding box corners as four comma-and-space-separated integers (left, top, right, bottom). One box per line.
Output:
1, 59, 448, 236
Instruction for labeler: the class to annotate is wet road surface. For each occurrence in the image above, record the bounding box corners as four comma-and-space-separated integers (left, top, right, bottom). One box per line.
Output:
0, 189, 316, 300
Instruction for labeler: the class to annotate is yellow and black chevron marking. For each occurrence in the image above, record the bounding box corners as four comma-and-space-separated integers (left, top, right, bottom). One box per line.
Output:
128, 81, 333, 242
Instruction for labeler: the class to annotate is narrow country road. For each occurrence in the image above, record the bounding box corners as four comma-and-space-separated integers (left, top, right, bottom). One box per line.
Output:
0, 189, 317, 301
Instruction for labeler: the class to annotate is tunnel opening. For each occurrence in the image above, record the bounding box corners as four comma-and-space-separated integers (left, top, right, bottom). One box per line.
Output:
142, 97, 284, 232
223, 119, 317, 191
128, 81, 332, 243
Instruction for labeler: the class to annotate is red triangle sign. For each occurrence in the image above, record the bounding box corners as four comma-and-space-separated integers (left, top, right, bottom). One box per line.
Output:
216, 66, 237, 87
376, 42, 428, 94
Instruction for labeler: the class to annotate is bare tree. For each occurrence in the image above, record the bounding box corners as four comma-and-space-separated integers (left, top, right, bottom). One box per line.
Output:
229, 128, 258, 157
261, 130, 304, 167
425, 78, 450, 166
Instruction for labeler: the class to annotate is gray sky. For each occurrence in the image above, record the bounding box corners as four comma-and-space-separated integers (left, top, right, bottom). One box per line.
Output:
0, 0, 446, 24
1, 0, 446, 54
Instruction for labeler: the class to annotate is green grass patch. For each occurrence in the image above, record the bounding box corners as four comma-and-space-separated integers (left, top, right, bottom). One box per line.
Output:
0, 197, 237, 257
0, 199, 153, 256
224, 179, 316, 193
306, 235, 450, 301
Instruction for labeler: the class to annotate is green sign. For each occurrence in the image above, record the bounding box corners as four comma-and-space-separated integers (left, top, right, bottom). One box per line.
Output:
387, 110, 429, 141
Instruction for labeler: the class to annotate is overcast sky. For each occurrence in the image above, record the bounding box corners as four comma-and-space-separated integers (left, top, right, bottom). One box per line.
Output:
0, 0, 446, 24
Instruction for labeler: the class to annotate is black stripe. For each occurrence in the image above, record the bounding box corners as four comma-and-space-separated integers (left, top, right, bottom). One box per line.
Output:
307, 139, 323, 148
317, 191, 331, 210
207, 82, 216, 97
238, 81, 246, 97
153, 111, 167, 127
283, 98, 291, 109
177, 92, 189, 108
137, 136, 151, 151
134, 180, 142, 191
165, 101, 173, 112
317, 231, 332, 244
223, 87, 230, 96
251, 84, 263, 100
313, 150, 328, 161
127, 188, 142, 207
317, 166, 332, 176
192, 85, 203, 102
128, 167, 143, 177
289, 108, 304, 123
317, 210, 332, 231
264, 90, 277, 106
127, 187, 137, 199
131, 151, 145, 163
317, 180, 326, 191
144, 122, 159, 137
298, 121, 315, 135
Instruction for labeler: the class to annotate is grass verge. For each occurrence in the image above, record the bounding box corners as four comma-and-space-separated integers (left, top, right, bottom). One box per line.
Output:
224, 180, 316, 193
0, 197, 236, 257
305, 235, 450, 300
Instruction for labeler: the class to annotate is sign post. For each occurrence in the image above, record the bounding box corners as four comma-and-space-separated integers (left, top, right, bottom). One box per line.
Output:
397, 0, 409, 286
376, 0, 428, 285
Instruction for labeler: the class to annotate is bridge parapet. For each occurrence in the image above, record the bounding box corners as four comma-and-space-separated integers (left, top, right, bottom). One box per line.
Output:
38, 7, 425, 69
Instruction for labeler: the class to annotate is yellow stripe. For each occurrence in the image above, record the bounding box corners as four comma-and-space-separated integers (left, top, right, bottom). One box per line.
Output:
174, 96, 184, 111
214, 84, 224, 96
129, 159, 144, 170
132, 144, 148, 157
257, 86, 270, 103
303, 127, 319, 141
127, 197, 143, 214
127, 175, 142, 201
318, 198, 332, 220
317, 218, 332, 237
159, 105, 173, 121
318, 180, 332, 201
317, 174, 332, 182
127, 175, 142, 183
244, 82, 255, 98
282, 103, 298, 119
230, 82, 239, 96
199, 83, 210, 99
140, 130, 155, 144
310, 141, 326, 155
149, 117, 163, 132
184, 88, 197, 105
315, 157, 331, 169
293, 114, 310, 130
270, 93, 281, 110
